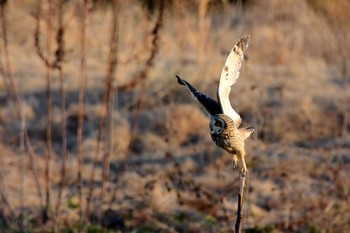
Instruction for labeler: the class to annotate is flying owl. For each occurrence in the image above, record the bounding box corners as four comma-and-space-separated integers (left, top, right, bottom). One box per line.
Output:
176, 35, 254, 174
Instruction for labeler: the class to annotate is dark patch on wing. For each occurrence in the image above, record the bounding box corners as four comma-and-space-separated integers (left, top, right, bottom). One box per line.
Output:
176, 75, 222, 116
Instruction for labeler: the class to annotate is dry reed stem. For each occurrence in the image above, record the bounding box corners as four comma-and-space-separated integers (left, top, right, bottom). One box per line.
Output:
43, 0, 53, 223
54, 0, 67, 222
85, 0, 119, 224
19, 102, 26, 231
0, 0, 44, 208
0, 4, 14, 222
34, 0, 64, 70
197, 0, 210, 75
125, 0, 164, 150
104, 2, 165, 208
34, 1, 67, 225
78, 0, 88, 229
113, 0, 164, 92
98, 0, 119, 224
107, 0, 164, 211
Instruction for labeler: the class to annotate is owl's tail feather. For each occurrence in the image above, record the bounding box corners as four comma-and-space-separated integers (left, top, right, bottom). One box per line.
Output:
240, 126, 254, 140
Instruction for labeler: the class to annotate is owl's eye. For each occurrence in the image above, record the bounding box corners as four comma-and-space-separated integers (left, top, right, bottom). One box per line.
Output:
214, 121, 222, 127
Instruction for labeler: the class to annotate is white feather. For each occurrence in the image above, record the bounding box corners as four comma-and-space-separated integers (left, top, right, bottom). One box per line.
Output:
217, 35, 250, 127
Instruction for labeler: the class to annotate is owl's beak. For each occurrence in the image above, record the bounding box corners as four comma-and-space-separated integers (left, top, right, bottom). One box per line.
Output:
210, 125, 220, 135
210, 121, 216, 134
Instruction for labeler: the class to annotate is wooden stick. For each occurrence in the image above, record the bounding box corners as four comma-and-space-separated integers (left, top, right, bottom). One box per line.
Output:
235, 170, 246, 233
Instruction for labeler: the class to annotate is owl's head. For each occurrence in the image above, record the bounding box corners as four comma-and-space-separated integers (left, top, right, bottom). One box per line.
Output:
210, 114, 232, 135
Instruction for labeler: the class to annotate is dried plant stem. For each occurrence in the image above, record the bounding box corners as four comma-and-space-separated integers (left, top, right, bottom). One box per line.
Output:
99, 0, 119, 224
0, 4, 14, 223
235, 170, 246, 233
54, 68, 67, 216
98, 94, 114, 223
78, 0, 88, 228
43, 0, 53, 223
120, 0, 164, 150
113, 0, 164, 92
0, 1, 44, 208
20, 102, 26, 231
54, 0, 67, 222
34, 0, 67, 222
85, 0, 119, 224
197, 0, 209, 67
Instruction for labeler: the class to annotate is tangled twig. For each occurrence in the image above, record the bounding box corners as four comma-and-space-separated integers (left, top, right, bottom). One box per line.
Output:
113, 0, 164, 92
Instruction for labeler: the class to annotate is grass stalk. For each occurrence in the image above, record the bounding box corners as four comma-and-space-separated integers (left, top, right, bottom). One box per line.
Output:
54, 0, 67, 223
98, 0, 119, 224
19, 101, 26, 232
113, 0, 164, 92
116, 0, 164, 150
85, 0, 119, 224
43, 0, 53, 223
0, 0, 44, 208
78, 0, 89, 229
106, 1, 164, 208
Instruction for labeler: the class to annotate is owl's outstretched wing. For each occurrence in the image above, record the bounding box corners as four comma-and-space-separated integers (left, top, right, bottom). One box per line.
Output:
217, 35, 250, 127
176, 75, 222, 116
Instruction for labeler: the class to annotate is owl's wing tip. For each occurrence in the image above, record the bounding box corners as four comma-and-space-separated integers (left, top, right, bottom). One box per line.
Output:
236, 35, 250, 52
247, 126, 255, 133
240, 126, 255, 140
176, 75, 185, 85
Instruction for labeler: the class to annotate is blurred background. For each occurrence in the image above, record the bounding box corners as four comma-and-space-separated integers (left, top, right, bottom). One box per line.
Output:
0, 0, 349, 232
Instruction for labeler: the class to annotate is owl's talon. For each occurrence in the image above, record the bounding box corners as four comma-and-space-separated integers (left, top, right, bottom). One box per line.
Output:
232, 159, 238, 169
240, 167, 248, 177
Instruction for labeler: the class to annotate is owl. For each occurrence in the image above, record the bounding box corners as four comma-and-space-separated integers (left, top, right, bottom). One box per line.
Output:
176, 35, 254, 174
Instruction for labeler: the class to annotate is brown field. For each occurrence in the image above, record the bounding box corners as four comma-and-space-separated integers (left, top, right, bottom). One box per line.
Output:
0, 0, 349, 232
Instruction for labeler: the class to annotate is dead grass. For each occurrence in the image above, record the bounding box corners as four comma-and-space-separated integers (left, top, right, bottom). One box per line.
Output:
0, 0, 349, 232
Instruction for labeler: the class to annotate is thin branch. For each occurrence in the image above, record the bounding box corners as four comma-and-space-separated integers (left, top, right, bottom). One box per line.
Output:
54, 0, 67, 221
125, 0, 164, 149
34, 0, 64, 70
106, 1, 165, 207
235, 170, 246, 233
33, 0, 67, 224
85, 0, 119, 223
0, 0, 44, 208
43, 0, 53, 223
19, 102, 27, 232
78, 0, 89, 228
0, 4, 14, 224
98, 0, 119, 224
34, 2, 51, 68
112, 0, 164, 92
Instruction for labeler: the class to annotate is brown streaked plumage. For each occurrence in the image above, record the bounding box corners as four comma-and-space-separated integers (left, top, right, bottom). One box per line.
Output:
210, 114, 254, 173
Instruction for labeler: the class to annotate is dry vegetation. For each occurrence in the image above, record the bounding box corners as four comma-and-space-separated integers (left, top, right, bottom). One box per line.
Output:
0, 0, 349, 232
